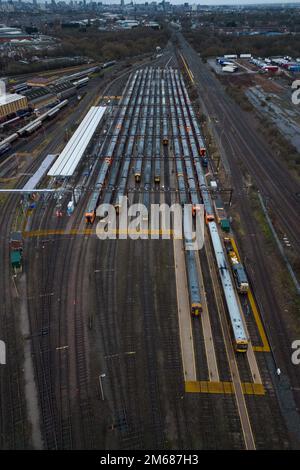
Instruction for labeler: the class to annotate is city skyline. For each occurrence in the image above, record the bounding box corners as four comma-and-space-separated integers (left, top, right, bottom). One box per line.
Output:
1, 0, 300, 5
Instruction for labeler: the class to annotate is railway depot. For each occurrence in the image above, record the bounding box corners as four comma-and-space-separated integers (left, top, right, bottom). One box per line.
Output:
0, 45, 299, 452
0, 93, 28, 118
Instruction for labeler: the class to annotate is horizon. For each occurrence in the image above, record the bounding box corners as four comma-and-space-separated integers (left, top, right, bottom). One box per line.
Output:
1, 0, 300, 5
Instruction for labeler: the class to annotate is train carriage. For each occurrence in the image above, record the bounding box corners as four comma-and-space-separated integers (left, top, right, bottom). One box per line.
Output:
185, 245, 202, 316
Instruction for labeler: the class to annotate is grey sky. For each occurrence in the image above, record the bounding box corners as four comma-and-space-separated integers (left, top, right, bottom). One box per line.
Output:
100, 0, 300, 4
14, 0, 300, 4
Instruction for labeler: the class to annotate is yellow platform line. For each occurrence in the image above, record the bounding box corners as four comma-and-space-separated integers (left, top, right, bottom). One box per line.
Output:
185, 381, 265, 396
229, 238, 270, 353
248, 290, 270, 352
179, 53, 195, 85
23, 228, 177, 238
23, 229, 93, 238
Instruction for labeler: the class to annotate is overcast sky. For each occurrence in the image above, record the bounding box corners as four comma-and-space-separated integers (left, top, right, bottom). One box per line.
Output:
14, 0, 300, 5
99, 0, 300, 4
14, 0, 300, 4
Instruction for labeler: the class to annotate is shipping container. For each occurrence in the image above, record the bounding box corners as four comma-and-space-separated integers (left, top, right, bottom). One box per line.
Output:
221, 219, 230, 232
10, 232, 23, 252
288, 65, 300, 72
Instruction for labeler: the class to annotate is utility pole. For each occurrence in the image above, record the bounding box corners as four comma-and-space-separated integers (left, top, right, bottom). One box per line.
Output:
99, 373, 106, 401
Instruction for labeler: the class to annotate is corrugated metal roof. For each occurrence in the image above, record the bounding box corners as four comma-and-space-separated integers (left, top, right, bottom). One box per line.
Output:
0, 93, 25, 106
47, 106, 106, 177
23, 154, 57, 191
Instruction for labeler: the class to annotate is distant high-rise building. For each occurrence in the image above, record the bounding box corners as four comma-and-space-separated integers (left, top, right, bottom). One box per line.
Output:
121, 0, 125, 7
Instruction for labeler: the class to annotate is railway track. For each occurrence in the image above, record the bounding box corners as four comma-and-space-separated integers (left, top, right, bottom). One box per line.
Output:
0, 153, 54, 449
178, 34, 300, 254
2, 48, 296, 451
0, 59, 147, 449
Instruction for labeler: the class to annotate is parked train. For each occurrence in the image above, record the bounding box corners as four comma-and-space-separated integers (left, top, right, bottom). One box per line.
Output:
224, 238, 249, 294
85, 158, 111, 224
84, 71, 140, 223
102, 61, 116, 69
0, 143, 11, 157
185, 240, 202, 316
11, 82, 28, 93
168, 69, 202, 316
173, 68, 248, 352
0, 100, 68, 155
72, 77, 89, 88
115, 70, 145, 212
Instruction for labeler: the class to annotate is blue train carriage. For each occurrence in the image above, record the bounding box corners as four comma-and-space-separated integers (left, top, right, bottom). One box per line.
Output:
114, 158, 131, 214
162, 117, 168, 146
134, 155, 143, 183
154, 138, 161, 183
185, 240, 202, 316
85, 158, 111, 224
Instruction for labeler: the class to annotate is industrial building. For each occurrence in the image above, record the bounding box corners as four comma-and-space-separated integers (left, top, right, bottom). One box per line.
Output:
0, 93, 28, 118
26, 77, 55, 88
0, 24, 31, 43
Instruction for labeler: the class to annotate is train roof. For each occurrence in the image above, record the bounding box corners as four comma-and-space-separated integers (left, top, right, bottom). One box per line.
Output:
209, 222, 247, 341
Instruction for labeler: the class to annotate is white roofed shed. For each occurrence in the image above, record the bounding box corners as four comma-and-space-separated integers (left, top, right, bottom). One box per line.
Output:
48, 106, 106, 177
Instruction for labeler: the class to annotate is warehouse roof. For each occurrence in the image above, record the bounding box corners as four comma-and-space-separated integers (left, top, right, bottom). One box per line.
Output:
48, 106, 106, 177
0, 93, 26, 106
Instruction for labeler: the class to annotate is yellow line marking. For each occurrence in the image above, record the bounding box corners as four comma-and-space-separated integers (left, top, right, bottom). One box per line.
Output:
249, 290, 270, 352
98, 96, 122, 99
23, 229, 93, 238
23, 228, 177, 238
185, 381, 265, 396
179, 53, 195, 85
230, 238, 270, 353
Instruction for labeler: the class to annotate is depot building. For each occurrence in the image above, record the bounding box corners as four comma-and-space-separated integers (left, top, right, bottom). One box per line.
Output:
0, 93, 28, 118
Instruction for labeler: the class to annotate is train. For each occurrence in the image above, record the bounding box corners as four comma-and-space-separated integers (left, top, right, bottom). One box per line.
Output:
55, 66, 101, 85
84, 71, 140, 223
224, 238, 249, 294
115, 70, 145, 212
83, 65, 250, 352
102, 61, 116, 69
11, 82, 28, 93
134, 69, 150, 183
85, 158, 111, 224
185, 241, 202, 316
72, 77, 89, 88
167, 69, 202, 316
161, 78, 169, 146
142, 71, 154, 209
0, 99, 68, 155
0, 143, 11, 157
175, 68, 248, 352
56, 86, 77, 101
